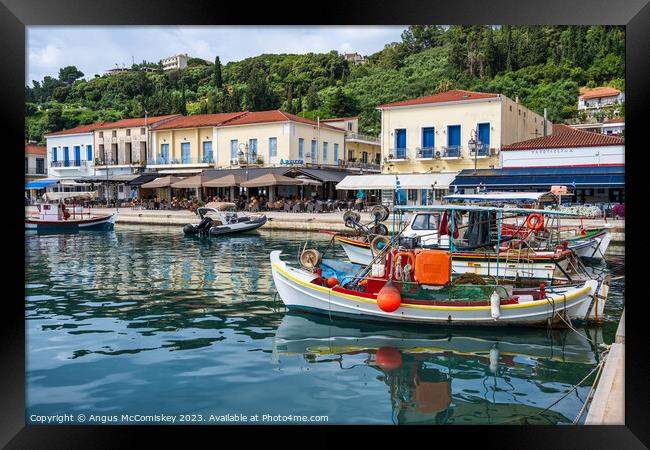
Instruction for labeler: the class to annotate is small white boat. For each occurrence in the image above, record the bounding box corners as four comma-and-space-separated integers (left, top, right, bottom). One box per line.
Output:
270, 250, 598, 327
25, 192, 116, 232
183, 202, 266, 236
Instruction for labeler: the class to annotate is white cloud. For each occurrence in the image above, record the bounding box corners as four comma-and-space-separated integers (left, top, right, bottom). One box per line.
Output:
26, 25, 406, 84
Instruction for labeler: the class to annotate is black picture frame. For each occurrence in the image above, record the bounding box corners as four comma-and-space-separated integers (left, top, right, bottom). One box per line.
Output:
3, 0, 647, 446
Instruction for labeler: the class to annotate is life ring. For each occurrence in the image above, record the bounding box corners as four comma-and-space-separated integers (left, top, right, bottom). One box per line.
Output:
526, 213, 544, 231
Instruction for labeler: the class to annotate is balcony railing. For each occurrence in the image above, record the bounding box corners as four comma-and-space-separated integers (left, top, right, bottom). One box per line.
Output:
441, 146, 462, 158
94, 159, 117, 166
469, 144, 490, 157
387, 148, 408, 160
26, 168, 47, 175
147, 156, 215, 165
346, 132, 380, 144
344, 160, 381, 171
50, 160, 88, 168
416, 147, 437, 159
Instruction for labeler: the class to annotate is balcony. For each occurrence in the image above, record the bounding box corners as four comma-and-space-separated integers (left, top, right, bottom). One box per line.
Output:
26, 168, 47, 176
469, 144, 491, 158
441, 146, 462, 159
50, 160, 88, 168
344, 160, 381, 172
387, 148, 408, 161
415, 147, 437, 160
147, 156, 215, 167
345, 132, 380, 144
94, 159, 117, 167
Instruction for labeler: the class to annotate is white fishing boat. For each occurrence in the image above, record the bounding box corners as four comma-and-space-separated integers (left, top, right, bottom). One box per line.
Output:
270, 250, 598, 327
182, 202, 266, 236
25, 192, 116, 232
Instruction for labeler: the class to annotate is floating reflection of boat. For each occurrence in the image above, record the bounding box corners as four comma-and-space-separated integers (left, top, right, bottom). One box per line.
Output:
272, 313, 600, 365
273, 313, 600, 424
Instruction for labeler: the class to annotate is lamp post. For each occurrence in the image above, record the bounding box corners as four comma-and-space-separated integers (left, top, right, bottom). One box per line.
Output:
468, 128, 482, 174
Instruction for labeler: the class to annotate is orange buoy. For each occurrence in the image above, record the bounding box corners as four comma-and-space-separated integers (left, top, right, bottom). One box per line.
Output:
326, 277, 339, 288
377, 284, 401, 312
375, 346, 403, 370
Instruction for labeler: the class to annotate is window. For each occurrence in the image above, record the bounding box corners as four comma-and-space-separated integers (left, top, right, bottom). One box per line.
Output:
112, 130, 117, 138
347, 122, 352, 131
323, 142, 328, 162
249, 138, 258, 163
298, 138, 304, 159
86, 145, 92, 161
99, 131, 103, 138
25, 157, 28, 173
408, 189, 417, 202
51, 147, 57, 162
348, 150, 353, 160
334, 143, 339, 162
181, 142, 190, 164
411, 213, 439, 230
140, 128, 145, 135
269, 137, 277, 158
36, 158, 45, 174
509, 105, 512, 112
160, 143, 169, 163
203, 141, 213, 163
362, 152, 368, 163
126, 129, 131, 136
311, 140, 317, 162
231, 140, 238, 160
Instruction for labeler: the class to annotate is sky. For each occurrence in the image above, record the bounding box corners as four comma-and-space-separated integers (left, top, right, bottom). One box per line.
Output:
26, 26, 406, 84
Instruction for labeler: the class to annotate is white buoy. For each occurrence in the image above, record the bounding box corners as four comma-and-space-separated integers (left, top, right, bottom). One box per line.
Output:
489, 346, 500, 374
490, 292, 501, 319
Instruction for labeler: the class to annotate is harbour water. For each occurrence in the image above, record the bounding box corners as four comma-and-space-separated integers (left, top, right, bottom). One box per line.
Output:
25, 226, 624, 425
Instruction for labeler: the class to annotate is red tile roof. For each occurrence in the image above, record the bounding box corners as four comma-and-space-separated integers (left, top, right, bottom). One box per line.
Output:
150, 112, 248, 130
501, 124, 624, 150
219, 110, 345, 131
321, 116, 359, 122
579, 86, 621, 99
25, 144, 46, 155
97, 114, 181, 129
45, 122, 107, 137
377, 89, 500, 109
603, 117, 625, 124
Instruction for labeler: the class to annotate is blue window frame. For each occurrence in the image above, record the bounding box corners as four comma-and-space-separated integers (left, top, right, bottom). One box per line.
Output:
333, 143, 339, 162
86, 145, 92, 162
231, 140, 238, 160
160, 143, 169, 164
447, 125, 461, 157
322, 142, 328, 162
395, 129, 406, 159
52, 147, 57, 162
74, 146, 81, 166
249, 138, 257, 163
203, 141, 213, 163
311, 140, 317, 162
269, 137, 277, 158
63, 147, 70, 167
298, 138, 304, 159
181, 142, 191, 164
421, 127, 435, 158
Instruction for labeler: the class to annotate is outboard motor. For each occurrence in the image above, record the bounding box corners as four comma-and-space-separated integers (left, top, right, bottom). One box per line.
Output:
183, 223, 199, 234
197, 216, 214, 231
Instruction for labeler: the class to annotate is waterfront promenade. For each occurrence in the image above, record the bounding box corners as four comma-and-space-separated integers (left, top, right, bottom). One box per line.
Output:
25, 206, 626, 236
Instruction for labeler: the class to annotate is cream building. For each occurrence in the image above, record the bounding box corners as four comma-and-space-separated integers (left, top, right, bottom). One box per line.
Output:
160, 53, 190, 71
377, 89, 550, 203
321, 116, 382, 171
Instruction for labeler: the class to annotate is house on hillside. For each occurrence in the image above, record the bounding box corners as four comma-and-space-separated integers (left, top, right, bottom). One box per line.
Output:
578, 87, 624, 118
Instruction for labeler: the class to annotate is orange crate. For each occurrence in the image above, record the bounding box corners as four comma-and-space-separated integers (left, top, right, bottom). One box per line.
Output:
414, 250, 452, 286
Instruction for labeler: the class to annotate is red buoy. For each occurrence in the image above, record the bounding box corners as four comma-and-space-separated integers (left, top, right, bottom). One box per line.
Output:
326, 277, 339, 288
375, 346, 403, 370
377, 284, 401, 312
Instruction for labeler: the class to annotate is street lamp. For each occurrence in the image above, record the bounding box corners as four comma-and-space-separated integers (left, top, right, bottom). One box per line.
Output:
468, 128, 482, 174
238, 142, 257, 166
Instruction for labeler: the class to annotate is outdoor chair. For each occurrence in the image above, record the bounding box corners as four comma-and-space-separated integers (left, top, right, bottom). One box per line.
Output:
292, 202, 302, 213
283, 202, 292, 212
306, 202, 315, 213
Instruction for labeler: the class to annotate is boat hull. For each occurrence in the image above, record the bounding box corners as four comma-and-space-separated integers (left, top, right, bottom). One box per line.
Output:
270, 251, 597, 327
25, 213, 116, 232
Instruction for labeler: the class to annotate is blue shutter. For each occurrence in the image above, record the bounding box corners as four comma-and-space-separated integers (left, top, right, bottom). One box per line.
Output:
422, 127, 435, 148
298, 138, 304, 159
269, 137, 277, 158
160, 144, 169, 164
203, 141, 213, 163
231, 140, 238, 160
395, 129, 406, 148
87, 145, 92, 162
311, 140, 316, 162
249, 139, 257, 163
181, 142, 190, 163
52, 148, 57, 162
478, 123, 490, 146
74, 146, 81, 166
334, 143, 339, 162
448, 125, 461, 147
63, 147, 70, 167
323, 142, 328, 162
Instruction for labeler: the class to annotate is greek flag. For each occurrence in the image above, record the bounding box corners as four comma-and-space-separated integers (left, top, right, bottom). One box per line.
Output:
454, 184, 459, 193
395, 175, 401, 193
571, 180, 577, 189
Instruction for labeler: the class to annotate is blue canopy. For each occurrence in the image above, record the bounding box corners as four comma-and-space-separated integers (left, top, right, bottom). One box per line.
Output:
451, 166, 624, 189
25, 179, 59, 189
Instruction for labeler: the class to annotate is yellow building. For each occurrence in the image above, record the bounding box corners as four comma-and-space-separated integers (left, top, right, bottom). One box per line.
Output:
377, 89, 551, 202
321, 116, 382, 172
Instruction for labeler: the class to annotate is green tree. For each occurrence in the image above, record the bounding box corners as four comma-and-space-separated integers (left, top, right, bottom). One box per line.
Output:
213, 56, 223, 88
58, 66, 84, 85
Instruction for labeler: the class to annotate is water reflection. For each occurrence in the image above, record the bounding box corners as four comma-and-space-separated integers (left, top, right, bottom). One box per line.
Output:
273, 313, 602, 424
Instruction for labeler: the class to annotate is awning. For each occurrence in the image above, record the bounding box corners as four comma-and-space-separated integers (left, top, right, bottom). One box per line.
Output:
336, 173, 457, 190
240, 173, 303, 188
141, 176, 183, 189
76, 174, 139, 183
127, 174, 159, 186
171, 174, 210, 189
444, 192, 559, 203
203, 174, 245, 188
25, 179, 59, 189
451, 166, 625, 189
60, 179, 91, 186
296, 176, 323, 186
